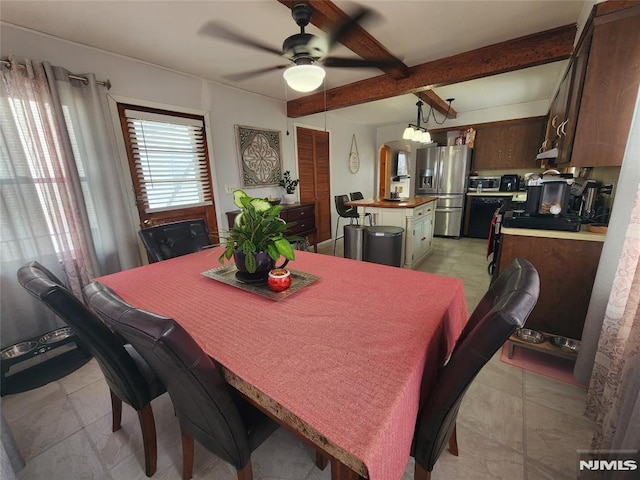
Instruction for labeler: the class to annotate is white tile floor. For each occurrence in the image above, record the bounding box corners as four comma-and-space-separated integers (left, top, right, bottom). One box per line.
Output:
1, 236, 594, 480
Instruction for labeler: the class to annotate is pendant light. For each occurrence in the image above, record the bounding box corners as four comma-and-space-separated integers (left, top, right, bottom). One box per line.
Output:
402, 98, 454, 143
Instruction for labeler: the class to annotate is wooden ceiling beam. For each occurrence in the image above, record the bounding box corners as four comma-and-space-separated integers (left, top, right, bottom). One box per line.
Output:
416, 90, 458, 119
286, 24, 576, 118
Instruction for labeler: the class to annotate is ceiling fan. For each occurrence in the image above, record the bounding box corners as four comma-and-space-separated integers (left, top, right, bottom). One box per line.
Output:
198, 3, 398, 92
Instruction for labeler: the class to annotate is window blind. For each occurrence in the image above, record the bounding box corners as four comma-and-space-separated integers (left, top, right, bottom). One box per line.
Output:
124, 110, 212, 213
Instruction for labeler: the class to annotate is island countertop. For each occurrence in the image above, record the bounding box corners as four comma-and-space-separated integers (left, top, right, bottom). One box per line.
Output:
345, 196, 438, 208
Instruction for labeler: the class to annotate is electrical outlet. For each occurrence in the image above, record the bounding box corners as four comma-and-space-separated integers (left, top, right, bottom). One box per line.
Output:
224, 184, 237, 194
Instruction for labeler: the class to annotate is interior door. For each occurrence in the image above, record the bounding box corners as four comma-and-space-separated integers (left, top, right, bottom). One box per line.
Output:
296, 127, 331, 243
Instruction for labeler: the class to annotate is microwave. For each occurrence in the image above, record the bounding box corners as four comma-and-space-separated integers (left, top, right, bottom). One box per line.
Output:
468, 176, 501, 192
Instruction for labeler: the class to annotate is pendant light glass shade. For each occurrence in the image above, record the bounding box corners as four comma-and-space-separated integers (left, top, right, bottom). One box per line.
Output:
283, 65, 326, 92
421, 131, 432, 143
402, 126, 415, 140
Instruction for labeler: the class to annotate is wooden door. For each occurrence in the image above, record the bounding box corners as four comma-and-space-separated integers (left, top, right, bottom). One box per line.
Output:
296, 127, 331, 242
378, 145, 392, 198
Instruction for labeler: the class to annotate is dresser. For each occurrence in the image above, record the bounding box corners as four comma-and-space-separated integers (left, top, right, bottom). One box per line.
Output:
225, 202, 317, 252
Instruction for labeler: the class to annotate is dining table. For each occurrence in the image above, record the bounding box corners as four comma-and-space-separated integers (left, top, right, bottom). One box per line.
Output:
96, 247, 468, 480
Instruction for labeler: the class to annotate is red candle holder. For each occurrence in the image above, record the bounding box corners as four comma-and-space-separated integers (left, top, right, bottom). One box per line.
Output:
268, 268, 292, 292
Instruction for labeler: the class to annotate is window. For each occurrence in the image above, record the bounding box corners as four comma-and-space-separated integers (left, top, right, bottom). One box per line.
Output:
117, 103, 218, 233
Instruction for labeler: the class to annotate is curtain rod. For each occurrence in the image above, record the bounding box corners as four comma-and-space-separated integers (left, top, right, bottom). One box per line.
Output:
0, 59, 111, 90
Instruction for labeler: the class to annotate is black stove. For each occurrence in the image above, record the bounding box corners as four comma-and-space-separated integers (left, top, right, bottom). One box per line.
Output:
502, 210, 582, 232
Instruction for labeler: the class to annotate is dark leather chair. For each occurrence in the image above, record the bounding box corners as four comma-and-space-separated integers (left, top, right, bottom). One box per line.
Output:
412, 258, 540, 480
84, 282, 279, 480
333, 194, 360, 255
138, 219, 212, 263
17, 262, 166, 477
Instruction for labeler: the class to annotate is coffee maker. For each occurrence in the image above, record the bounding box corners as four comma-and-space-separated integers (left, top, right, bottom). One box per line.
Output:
525, 178, 571, 215
570, 178, 599, 219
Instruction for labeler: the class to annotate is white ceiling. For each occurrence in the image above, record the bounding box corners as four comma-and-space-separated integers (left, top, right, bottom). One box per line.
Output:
0, 0, 588, 126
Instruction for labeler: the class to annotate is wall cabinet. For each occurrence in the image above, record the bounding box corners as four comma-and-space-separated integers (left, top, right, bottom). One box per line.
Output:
472, 117, 546, 170
569, 7, 640, 167
541, 5, 640, 167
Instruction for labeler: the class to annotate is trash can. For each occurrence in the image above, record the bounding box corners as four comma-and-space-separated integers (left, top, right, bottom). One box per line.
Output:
343, 224, 365, 260
364, 226, 404, 267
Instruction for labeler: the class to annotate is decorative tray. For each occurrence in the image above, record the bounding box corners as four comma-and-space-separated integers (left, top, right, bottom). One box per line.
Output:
201, 265, 319, 301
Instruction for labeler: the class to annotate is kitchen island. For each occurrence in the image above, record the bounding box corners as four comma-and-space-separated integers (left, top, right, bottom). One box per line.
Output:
345, 196, 438, 269
495, 224, 606, 360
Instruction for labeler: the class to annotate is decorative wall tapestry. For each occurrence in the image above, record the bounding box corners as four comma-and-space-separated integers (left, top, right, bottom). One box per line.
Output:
235, 125, 282, 188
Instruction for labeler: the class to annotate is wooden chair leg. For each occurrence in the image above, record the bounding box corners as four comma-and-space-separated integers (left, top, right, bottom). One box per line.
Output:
414, 462, 432, 480
137, 404, 158, 477
448, 424, 459, 456
236, 459, 253, 480
181, 425, 195, 480
110, 389, 123, 432
315, 451, 329, 470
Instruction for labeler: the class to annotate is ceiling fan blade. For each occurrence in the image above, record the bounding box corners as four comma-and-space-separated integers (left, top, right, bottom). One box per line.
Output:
224, 65, 287, 82
325, 7, 376, 50
323, 56, 402, 69
198, 21, 282, 56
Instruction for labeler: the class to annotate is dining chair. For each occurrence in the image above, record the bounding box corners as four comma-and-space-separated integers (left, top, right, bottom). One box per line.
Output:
138, 219, 212, 263
333, 194, 360, 255
84, 282, 280, 480
412, 258, 540, 480
17, 262, 166, 477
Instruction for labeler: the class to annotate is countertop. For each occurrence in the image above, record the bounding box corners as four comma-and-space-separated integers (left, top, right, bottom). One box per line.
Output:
345, 196, 438, 208
501, 224, 606, 242
466, 191, 525, 197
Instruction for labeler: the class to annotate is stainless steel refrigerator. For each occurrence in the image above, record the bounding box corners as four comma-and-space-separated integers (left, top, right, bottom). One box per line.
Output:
415, 145, 471, 237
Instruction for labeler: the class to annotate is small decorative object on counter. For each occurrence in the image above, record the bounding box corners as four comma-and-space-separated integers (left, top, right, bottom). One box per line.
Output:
268, 268, 292, 292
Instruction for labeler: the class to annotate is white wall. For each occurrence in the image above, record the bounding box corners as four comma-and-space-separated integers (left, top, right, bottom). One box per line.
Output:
1, 23, 375, 240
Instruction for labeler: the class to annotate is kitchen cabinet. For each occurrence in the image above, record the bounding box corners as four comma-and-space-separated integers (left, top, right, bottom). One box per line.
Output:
472, 117, 546, 169
226, 202, 317, 252
569, 6, 640, 167
494, 227, 605, 341
408, 202, 434, 266
540, 4, 640, 167
347, 197, 436, 269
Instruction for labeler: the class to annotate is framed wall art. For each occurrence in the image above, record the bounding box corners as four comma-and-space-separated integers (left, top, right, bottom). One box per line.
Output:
235, 125, 282, 188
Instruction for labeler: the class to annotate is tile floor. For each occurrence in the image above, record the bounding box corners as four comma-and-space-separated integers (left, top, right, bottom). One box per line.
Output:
1, 236, 594, 480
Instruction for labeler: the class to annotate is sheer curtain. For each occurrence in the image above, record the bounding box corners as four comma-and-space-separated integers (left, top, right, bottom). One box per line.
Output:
1, 57, 141, 348
585, 182, 640, 452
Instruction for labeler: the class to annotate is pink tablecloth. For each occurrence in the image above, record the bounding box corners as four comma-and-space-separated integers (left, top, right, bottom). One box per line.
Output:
98, 248, 468, 480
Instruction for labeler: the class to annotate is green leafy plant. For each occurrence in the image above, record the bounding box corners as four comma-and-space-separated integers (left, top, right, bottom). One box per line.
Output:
219, 190, 299, 273
278, 170, 299, 194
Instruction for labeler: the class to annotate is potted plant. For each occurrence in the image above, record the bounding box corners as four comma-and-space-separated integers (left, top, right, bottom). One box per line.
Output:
279, 170, 299, 204
219, 190, 299, 281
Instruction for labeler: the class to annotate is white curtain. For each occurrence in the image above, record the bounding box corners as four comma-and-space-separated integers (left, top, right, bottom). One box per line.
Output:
0, 57, 141, 348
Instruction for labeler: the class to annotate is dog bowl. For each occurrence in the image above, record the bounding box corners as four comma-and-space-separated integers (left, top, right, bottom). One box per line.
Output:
550, 336, 580, 353
1, 341, 38, 360
39, 327, 74, 345
515, 328, 545, 344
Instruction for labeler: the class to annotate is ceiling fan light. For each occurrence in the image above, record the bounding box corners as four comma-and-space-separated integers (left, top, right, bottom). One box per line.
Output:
283, 64, 326, 92
402, 126, 414, 140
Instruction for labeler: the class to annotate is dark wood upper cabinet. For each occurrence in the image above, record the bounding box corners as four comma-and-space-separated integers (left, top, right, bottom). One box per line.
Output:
472, 117, 546, 170
569, 7, 640, 167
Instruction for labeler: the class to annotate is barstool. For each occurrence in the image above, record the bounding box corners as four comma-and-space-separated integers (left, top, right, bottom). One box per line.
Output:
333, 195, 359, 255
349, 192, 373, 226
